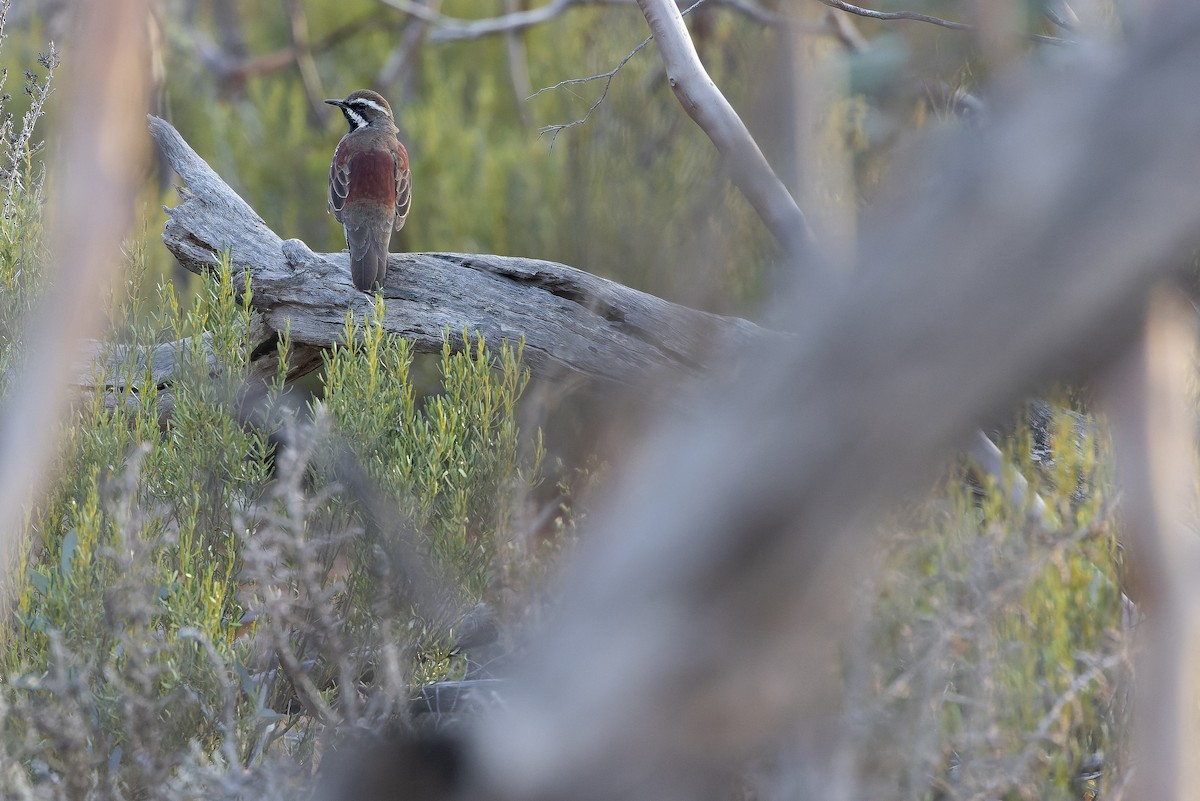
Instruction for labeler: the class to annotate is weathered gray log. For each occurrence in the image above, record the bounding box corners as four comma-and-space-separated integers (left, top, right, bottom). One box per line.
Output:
146, 114, 763, 389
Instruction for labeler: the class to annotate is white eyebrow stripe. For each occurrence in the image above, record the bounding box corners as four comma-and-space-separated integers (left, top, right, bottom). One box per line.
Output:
352, 98, 391, 117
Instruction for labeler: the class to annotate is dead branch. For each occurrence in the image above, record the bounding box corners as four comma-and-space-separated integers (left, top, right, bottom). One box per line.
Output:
0, 0, 151, 583
818, 0, 972, 31
818, 0, 1071, 44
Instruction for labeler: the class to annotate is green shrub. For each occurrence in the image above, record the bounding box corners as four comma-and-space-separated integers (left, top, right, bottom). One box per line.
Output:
853, 406, 1125, 800
0, 218, 546, 797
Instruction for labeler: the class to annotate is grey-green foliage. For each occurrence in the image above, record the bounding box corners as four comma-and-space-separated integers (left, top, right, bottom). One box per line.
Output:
0, 209, 545, 797
850, 406, 1126, 800
0, 40, 55, 376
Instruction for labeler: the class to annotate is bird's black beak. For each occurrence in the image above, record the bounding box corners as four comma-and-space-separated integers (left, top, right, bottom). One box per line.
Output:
325, 99, 345, 108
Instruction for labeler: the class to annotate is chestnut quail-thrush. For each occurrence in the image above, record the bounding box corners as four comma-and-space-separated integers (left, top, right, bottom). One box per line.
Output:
325, 90, 411, 292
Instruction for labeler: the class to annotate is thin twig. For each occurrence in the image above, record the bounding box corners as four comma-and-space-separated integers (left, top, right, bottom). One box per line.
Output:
532, 34, 655, 149
531, 0, 709, 150
818, 0, 971, 30
383, 0, 785, 42
817, 0, 1071, 44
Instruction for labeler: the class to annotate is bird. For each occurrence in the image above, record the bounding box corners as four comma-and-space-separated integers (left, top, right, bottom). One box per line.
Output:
325, 89, 411, 292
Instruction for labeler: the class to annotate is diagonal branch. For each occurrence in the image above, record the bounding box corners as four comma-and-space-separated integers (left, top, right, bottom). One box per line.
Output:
635, 0, 818, 271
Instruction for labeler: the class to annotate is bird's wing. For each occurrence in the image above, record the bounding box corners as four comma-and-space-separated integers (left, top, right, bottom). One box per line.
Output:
393, 141, 411, 231
328, 137, 352, 223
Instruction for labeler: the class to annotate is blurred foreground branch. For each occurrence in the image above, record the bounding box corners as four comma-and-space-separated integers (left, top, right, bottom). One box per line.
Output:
449, 14, 1200, 801
0, 0, 150, 583
1103, 290, 1200, 798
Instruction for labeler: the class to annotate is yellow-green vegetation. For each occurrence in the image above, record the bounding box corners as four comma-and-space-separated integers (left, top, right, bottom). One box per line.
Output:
323, 307, 542, 593
0, 194, 546, 797
856, 407, 1125, 800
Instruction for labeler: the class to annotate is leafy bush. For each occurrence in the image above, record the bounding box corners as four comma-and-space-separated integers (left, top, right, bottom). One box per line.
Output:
0, 211, 547, 799
850, 409, 1126, 800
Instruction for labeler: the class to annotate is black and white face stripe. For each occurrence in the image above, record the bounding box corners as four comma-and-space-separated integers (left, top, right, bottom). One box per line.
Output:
351, 97, 391, 118
328, 93, 394, 131
342, 106, 368, 130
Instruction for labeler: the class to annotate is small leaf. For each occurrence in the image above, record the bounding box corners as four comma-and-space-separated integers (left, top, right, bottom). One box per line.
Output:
59, 527, 78, 579
26, 570, 48, 596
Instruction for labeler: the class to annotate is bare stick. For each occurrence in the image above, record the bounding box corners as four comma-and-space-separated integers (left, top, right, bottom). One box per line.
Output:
817, 0, 1071, 44
967, 429, 1053, 528
1102, 288, 1200, 800
0, 0, 151, 584
819, 0, 972, 30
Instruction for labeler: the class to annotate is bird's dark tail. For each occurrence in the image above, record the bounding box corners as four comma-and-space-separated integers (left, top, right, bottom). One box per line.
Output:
346, 222, 391, 292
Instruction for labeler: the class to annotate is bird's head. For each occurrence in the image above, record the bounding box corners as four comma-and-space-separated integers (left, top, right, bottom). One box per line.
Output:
325, 89, 395, 133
